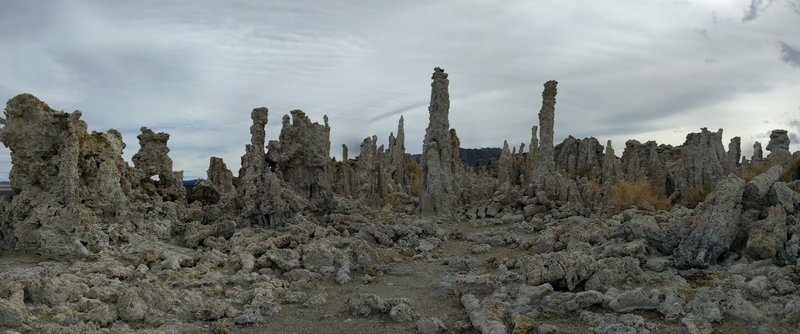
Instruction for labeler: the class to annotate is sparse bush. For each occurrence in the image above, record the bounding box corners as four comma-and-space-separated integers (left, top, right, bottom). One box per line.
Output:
779, 156, 800, 182
743, 159, 779, 181
404, 156, 422, 197
609, 180, 672, 213
686, 183, 713, 208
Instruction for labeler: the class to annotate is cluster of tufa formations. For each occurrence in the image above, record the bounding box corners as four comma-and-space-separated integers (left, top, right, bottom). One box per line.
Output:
0, 68, 799, 333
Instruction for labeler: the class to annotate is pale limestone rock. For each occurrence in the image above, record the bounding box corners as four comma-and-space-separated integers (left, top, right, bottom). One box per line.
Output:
461, 294, 507, 334
335, 144, 355, 197
267, 110, 333, 208
354, 135, 387, 205
117, 289, 146, 322
207, 157, 235, 195
676, 128, 731, 201
744, 205, 787, 259
728, 136, 741, 170
674, 176, 745, 268
497, 140, 514, 185
419, 67, 461, 216
766, 129, 791, 162
538, 81, 557, 173
752, 141, 764, 163
743, 165, 783, 209
387, 116, 407, 192
526, 125, 539, 178
132, 127, 186, 202
520, 252, 595, 291
0, 94, 134, 256
554, 136, 604, 178
239, 107, 304, 226
602, 140, 621, 185
530, 80, 567, 199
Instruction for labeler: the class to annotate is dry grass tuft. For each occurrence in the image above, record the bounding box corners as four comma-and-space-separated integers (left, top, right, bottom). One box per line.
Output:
404, 156, 422, 197
779, 155, 800, 182
686, 183, 714, 209
609, 180, 672, 213
743, 159, 779, 182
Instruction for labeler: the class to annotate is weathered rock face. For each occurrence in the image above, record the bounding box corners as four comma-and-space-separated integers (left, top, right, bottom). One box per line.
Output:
354, 136, 387, 205
387, 116, 407, 192
1, 94, 84, 199
267, 110, 333, 209
419, 67, 462, 216
132, 127, 185, 202
674, 176, 745, 268
0, 94, 133, 256
335, 144, 355, 197
554, 136, 604, 179
496, 141, 514, 185
752, 141, 763, 163
207, 157, 235, 196
728, 136, 741, 170
744, 205, 787, 260
766, 129, 791, 162
527, 126, 539, 173
537, 81, 558, 174
743, 165, 783, 210
619, 128, 736, 205
602, 140, 621, 185
621, 140, 664, 184
239, 108, 304, 225
529, 81, 566, 199
677, 128, 730, 198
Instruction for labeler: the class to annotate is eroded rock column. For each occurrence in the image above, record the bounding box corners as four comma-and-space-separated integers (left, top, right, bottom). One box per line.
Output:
538, 80, 558, 173
419, 67, 461, 216
267, 110, 333, 209
766, 129, 791, 162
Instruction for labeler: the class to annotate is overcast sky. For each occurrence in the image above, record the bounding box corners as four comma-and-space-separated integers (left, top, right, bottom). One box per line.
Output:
0, 0, 798, 180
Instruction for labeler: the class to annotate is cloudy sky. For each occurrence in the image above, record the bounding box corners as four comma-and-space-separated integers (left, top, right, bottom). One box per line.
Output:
0, 0, 798, 180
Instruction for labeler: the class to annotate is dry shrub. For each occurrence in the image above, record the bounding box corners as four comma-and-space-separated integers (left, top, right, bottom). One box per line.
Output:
779, 155, 800, 182
744, 159, 779, 182
404, 156, 422, 197
686, 183, 714, 209
609, 180, 672, 213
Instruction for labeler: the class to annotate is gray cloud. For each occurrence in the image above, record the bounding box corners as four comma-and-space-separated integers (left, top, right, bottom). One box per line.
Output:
791, 0, 800, 14
743, 0, 775, 21
1, 0, 799, 179
778, 41, 800, 67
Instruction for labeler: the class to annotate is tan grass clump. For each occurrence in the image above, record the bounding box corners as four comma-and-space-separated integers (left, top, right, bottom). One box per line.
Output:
744, 159, 779, 182
609, 180, 672, 213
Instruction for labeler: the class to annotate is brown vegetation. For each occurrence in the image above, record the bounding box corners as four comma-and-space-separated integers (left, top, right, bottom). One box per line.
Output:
686, 183, 714, 209
743, 159, 779, 181
609, 180, 672, 213
779, 155, 800, 182
404, 156, 422, 197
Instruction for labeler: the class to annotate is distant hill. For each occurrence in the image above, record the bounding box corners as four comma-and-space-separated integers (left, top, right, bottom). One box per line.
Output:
411, 147, 502, 167
459, 147, 503, 167
0, 180, 13, 196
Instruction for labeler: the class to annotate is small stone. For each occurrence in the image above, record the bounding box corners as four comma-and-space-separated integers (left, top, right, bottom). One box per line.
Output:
389, 303, 414, 323
417, 316, 447, 334
470, 243, 491, 254
117, 289, 146, 322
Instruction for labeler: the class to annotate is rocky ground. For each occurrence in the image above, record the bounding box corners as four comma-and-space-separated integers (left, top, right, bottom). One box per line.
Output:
2, 197, 798, 333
